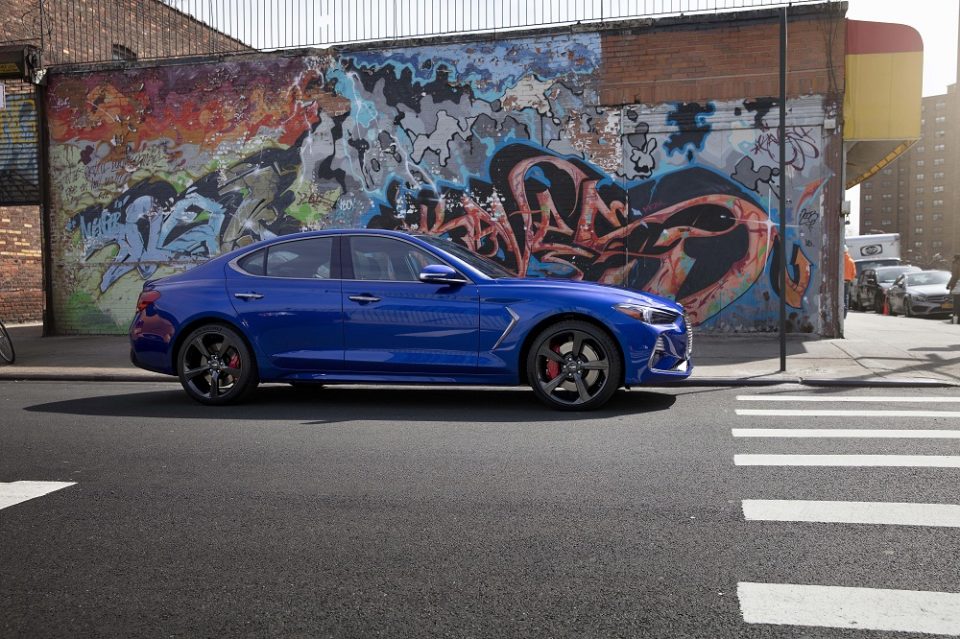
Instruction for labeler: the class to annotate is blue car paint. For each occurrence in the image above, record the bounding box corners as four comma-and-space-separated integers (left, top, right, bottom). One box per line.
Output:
130, 229, 692, 387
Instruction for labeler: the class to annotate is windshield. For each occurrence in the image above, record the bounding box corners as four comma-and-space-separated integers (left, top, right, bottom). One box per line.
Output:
876, 267, 917, 283
415, 234, 516, 279
905, 271, 951, 287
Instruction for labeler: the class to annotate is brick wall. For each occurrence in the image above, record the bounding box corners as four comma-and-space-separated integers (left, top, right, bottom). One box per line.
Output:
0, 204, 42, 323
600, 10, 845, 105
1, 0, 247, 65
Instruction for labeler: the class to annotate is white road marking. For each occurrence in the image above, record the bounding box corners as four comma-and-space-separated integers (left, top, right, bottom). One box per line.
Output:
742, 500, 960, 528
737, 395, 960, 403
732, 428, 960, 438
736, 409, 960, 417
737, 582, 960, 635
734, 454, 960, 468
0, 481, 76, 510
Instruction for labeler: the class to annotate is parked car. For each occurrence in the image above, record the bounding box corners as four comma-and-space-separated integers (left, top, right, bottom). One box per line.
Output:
851, 265, 920, 312
886, 270, 954, 317
130, 230, 693, 410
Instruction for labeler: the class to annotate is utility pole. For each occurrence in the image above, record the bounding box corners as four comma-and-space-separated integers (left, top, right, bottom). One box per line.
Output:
779, 6, 788, 372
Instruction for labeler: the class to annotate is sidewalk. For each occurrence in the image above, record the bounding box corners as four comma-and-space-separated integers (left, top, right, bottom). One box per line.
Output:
1, 312, 958, 387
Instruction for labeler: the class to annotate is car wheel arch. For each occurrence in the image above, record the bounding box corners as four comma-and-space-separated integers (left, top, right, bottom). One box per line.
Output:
517, 313, 626, 388
170, 317, 258, 375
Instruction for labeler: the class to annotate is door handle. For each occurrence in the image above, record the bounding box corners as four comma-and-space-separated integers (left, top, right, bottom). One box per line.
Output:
234, 292, 264, 300
349, 294, 381, 303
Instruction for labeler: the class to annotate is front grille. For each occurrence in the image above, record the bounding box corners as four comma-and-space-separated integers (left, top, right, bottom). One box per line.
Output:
923, 295, 949, 303
650, 309, 680, 325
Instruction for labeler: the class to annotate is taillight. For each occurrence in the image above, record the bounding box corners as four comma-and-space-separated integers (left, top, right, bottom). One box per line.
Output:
136, 290, 161, 312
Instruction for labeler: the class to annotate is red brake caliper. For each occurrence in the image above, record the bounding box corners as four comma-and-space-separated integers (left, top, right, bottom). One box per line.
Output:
227, 353, 241, 371
545, 341, 562, 380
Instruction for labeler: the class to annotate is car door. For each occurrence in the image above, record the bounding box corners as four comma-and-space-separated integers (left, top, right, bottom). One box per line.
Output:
887, 275, 906, 313
341, 235, 479, 375
861, 270, 877, 309
226, 235, 344, 374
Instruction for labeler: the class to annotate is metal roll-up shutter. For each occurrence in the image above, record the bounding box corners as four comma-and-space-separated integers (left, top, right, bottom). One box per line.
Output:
0, 80, 40, 205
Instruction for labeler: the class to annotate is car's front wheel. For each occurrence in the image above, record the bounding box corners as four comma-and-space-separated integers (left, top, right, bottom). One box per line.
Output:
526, 320, 622, 411
177, 324, 259, 405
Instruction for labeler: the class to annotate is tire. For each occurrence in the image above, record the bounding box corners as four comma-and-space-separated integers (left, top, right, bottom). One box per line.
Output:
526, 320, 622, 411
177, 324, 258, 405
905, 298, 913, 318
0, 320, 14, 365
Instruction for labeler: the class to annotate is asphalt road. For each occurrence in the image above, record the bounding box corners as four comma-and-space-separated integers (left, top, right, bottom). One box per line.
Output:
1, 381, 959, 638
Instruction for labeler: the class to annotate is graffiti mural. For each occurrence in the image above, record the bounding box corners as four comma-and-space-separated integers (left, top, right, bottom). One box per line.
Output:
0, 91, 40, 204
46, 34, 831, 334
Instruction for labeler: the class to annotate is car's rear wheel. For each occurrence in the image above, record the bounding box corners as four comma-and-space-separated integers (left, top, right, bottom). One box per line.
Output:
177, 324, 258, 405
526, 320, 622, 411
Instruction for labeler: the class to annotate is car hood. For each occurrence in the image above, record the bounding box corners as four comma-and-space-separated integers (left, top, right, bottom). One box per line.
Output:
908, 283, 952, 296
494, 278, 683, 312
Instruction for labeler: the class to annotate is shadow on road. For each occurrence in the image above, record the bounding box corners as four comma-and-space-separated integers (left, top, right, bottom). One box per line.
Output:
24, 385, 678, 424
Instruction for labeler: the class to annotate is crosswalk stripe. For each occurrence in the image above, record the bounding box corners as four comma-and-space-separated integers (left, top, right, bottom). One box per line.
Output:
742, 499, 960, 527
734, 454, 960, 468
732, 428, 960, 438
737, 582, 960, 635
736, 409, 960, 417
737, 395, 960, 403
0, 481, 76, 510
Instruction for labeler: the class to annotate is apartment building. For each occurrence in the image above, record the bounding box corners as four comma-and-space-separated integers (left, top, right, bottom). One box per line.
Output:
859, 87, 960, 268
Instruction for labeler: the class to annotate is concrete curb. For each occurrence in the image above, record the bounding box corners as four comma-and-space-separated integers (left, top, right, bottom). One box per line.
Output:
2, 369, 957, 388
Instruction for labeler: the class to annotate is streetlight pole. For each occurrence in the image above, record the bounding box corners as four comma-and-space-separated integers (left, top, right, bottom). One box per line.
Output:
779, 6, 788, 372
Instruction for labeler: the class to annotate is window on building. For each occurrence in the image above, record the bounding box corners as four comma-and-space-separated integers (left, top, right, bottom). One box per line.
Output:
915, 228, 924, 234
882, 206, 893, 213
915, 240, 924, 248
915, 214, 924, 221
865, 207, 873, 214
934, 144, 946, 151
881, 219, 893, 226
933, 212, 944, 220
936, 101, 947, 109
934, 158, 946, 166
933, 240, 944, 248
936, 116, 947, 123
917, 160, 925, 167
916, 173, 925, 180
933, 200, 943, 208
916, 146, 925, 153
933, 185, 945, 193
882, 168, 893, 175
111, 44, 137, 61
864, 194, 873, 201
934, 172, 945, 179
882, 193, 893, 199
915, 200, 924, 208
936, 130, 946, 138
916, 187, 925, 194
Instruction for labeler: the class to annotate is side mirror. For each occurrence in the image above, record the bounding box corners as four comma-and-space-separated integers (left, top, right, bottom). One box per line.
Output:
419, 264, 467, 285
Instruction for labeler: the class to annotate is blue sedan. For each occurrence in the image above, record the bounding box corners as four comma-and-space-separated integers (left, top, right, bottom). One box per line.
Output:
130, 230, 693, 410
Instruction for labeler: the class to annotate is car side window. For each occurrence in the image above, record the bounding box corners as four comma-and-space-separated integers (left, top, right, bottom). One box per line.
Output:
348, 236, 445, 282
237, 249, 266, 276
265, 237, 335, 279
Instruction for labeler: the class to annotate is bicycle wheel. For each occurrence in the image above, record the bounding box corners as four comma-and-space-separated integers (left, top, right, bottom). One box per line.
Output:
0, 321, 15, 364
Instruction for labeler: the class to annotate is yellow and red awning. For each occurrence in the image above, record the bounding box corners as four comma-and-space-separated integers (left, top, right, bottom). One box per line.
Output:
844, 20, 923, 188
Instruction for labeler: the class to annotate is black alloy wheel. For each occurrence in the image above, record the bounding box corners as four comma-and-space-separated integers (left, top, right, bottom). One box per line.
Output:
527, 320, 622, 411
177, 324, 258, 405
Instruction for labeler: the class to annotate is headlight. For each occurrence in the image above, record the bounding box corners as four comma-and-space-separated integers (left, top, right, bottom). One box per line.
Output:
614, 303, 679, 325
913, 294, 927, 302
